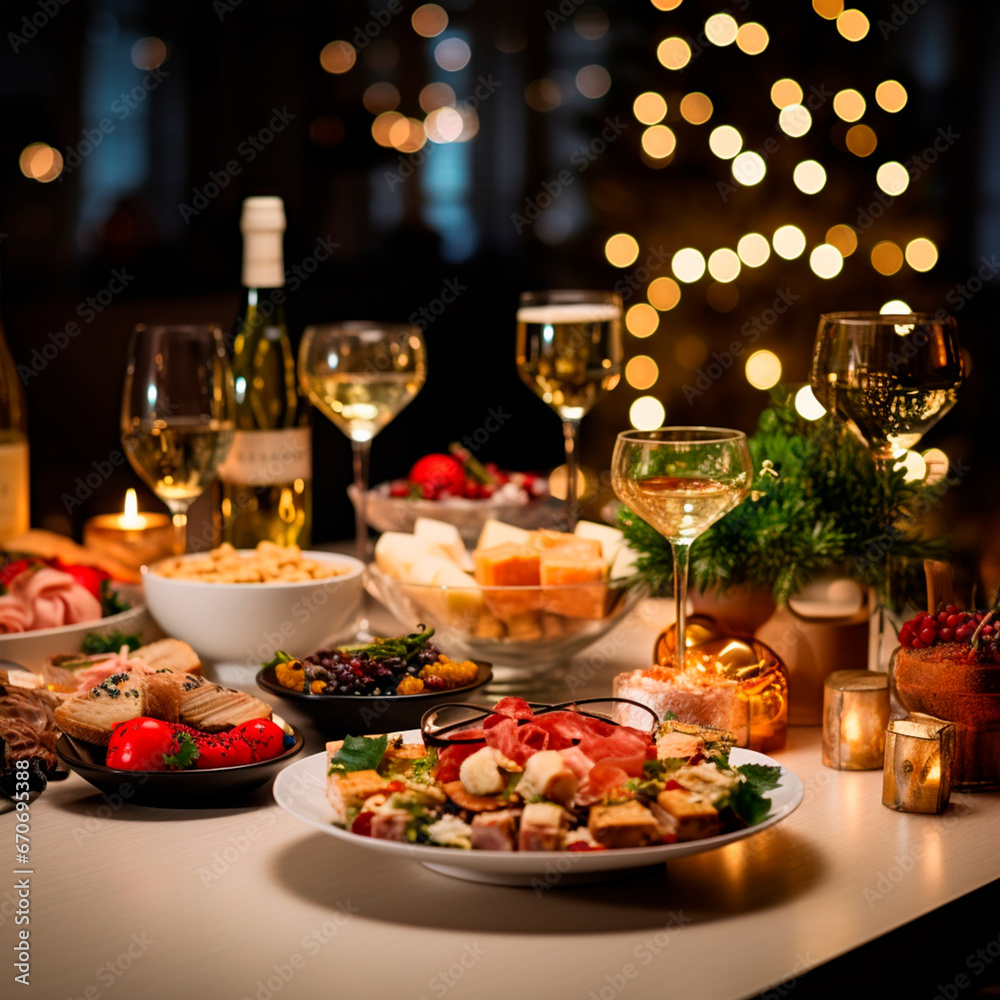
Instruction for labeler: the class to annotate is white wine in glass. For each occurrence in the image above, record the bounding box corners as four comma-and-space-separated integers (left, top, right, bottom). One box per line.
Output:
299, 322, 427, 561
121, 324, 236, 555
516, 290, 622, 527
612, 428, 752, 670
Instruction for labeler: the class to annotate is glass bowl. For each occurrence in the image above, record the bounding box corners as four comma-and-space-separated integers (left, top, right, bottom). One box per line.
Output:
365, 564, 648, 684
351, 484, 566, 547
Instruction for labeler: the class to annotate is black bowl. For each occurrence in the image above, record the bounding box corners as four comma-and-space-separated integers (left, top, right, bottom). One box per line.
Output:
54, 727, 305, 807
255, 661, 493, 735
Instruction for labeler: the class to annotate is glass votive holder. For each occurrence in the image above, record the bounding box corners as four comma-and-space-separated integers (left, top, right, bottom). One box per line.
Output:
882, 716, 955, 814
822, 669, 890, 770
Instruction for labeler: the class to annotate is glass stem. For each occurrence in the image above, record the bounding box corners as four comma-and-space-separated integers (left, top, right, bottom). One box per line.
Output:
352, 438, 371, 563
562, 416, 582, 531
672, 540, 692, 671
169, 510, 188, 556
870, 452, 893, 671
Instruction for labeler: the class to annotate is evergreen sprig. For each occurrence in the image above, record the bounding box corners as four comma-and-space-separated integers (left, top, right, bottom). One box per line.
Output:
618, 387, 949, 607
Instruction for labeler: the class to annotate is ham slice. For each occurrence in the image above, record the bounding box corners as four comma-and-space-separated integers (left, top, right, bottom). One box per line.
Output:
0, 595, 31, 634
0, 567, 102, 634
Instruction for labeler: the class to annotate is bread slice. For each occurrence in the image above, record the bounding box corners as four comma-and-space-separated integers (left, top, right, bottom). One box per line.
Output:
172, 673, 271, 731
133, 639, 202, 676
53, 670, 180, 745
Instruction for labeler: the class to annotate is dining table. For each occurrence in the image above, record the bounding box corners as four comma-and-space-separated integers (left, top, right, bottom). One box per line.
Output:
10, 593, 1000, 1000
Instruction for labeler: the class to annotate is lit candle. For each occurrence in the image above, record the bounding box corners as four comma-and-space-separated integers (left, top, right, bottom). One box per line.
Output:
882, 716, 955, 814
83, 491, 174, 572
822, 669, 890, 770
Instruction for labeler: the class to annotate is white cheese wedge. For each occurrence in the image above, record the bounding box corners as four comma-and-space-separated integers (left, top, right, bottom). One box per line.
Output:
413, 517, 466, 565
476, 518, 531, 551
573, 520, 624, 564
373, 532, 453, 580
403, 556, 485, 626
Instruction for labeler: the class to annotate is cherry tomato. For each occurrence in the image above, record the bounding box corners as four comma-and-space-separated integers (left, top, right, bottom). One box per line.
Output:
229, 718, 286, 761
105, 718, 178, 771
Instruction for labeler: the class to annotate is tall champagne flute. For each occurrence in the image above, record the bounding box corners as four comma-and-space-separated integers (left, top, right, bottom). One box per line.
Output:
121, 324, 236, 555
516, 290, 622, 528
299, 322, 427, 561
612, 428, 753, 670
810, 311, 963, 668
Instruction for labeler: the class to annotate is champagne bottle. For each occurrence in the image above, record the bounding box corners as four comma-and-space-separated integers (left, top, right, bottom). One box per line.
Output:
218, 196, 312, 548
0, 291, 29, 542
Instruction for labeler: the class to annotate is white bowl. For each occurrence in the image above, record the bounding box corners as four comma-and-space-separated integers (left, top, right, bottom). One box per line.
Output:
142, 551, 365, 666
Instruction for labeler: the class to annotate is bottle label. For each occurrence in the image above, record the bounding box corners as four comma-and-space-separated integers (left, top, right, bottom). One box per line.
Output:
218, 428, 311, 486
0, 441, 29, 541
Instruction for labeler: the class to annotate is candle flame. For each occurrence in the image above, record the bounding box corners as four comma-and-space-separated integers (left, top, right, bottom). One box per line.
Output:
121, 489, 144, 529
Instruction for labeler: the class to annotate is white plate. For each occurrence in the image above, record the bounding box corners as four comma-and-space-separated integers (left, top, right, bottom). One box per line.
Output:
273, 730, 805, 886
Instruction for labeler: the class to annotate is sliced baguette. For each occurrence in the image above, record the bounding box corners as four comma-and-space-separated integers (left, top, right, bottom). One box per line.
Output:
172, 673, 272, 731
133, 638, 202, 676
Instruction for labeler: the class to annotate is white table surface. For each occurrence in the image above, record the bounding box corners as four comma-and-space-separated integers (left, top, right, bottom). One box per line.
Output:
7, 596, 1000, 1000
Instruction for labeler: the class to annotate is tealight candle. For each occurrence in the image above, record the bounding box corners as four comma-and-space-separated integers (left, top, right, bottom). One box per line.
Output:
83, 489, 174, 571
822, 669, 890, 770
882, 716, 955, 814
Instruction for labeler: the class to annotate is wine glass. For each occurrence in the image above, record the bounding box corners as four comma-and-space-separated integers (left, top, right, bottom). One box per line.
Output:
516, 290, 623, 528
299, 322, 427, 561
810, 311, 963, 668
121, 324, 236, 555
612, 428, 753, 670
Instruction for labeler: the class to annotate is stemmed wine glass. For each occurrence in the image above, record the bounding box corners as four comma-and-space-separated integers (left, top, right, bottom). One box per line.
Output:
299, 322, 427, 562
612, 428, 753, 670
516, 290, 623, 528
121, 324, 236, 555
810, 311, 963, 668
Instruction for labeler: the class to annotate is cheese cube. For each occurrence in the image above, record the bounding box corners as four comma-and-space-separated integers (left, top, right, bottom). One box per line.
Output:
476, 518, 531, 551
539, 552, 608, 619
413, 517, 466, 565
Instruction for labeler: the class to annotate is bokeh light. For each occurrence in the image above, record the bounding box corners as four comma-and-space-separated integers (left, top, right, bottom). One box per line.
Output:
795, 385, 826, 420
735, 23, 769, 55
389, 116, 426, 153
363, 82, 401, 114
19, 143, 63, 183
778, 103, 812, 137
871, 241, 904, 275
880, 299, 912, 314
846, 124, 878, 156
875, 80, 908, 112
679, 92, 713, 125
836, 8, 870, 40
825, 224, 858, 257
732, 151, 766, 185
648, 276, 681, 310
745, 350, 782, 390
625, 355, 659, 390
605, 233, 640, 267
876, 161, 909, 196
671, 247, 707, 282
905, 237, 939, 272
131, 37, 167, 70
626, 303, 660, 337
922, 448, 949, 485
575, 6, 610, 40
419, 82, 456, 113
320, 40, 356, 74
425, 106, 464, 143
577, 65, 611, 99
707, 248, 741, 282
833, 89, 866, 122
434, 37, 471, 72
705, 13, 738, 46
634, 92, 667, 124
773, 225, 806, 260
412, 4, 448, 37
894, 450, 927, 483
630, 395, 666, 430
770, 78, 803, 108
737, 233, 770, 267
708, 125, 742, 159
657, 37, 692, 69
812, 0, 844, 18
525, 78, 563, 112
641, 125, 676, 159
793, 160, 827, 194
809, 243, 844, 279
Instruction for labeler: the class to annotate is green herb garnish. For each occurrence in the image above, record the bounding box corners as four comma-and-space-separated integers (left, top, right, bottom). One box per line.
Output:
336, 626, 435, 663
327, 734, 389, 775
162, 733, 200, 770
100, 579, 131, 617
724, 763, 783, 827
81, 630, 143, 655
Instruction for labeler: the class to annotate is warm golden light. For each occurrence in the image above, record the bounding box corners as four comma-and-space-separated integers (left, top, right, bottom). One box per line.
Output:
905, 237, 939, 272
875, 79, 908, 112
836, 8, 870, 40
793, 160, 827, 194
648, 276, 681, 310
425, 106, 463, 144
131, 36, 167, 70
746, 350, 782, 390
605, 232, 640, 267
634, 91, 668, 125
894, 449, 927, 482
876, 161, 909, 196
577, 65, 611, 99
732, 151, 766, 186
922, 448, 949, 485
773, 225, 806, 260
525, 78, 562, 112
630, 395, 666, 430
412, 3, 448, 37
671, 247, 707, 283
626, 355, 659, 390
626, 303, 660, 337
657, 36, 692, 70
705, 13, 738, 46
778, 104, 812, 137
795, 385, 826, 420
389, 116, 426, 153
846, 124, 878, 157
880, 299, 911, 314
679, 92, 713, 125
363, 82, 401, 114
121, 489, 143, 529
707, 248, 741, 283
833, 88, 866, 122
419, 82, 455, 113
320, 40, 356, 74
642, 125, 676, 158
371, 111, 404, 147
708, 125, 742, 159
19, 142, 63, 182
809, 243, 844, 279
736, 22, 769, 55
871, 241, 904, 275
652, 0, 683, 8
770, 78, 803, 109
825, 224, 858, 257
736, 233, 770, 267
812, 0, 844, 18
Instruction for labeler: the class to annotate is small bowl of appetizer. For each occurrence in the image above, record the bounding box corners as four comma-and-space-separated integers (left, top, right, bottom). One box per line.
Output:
365, 516, 647, 680
143, 543, 365, 665
256, 625, 493, 734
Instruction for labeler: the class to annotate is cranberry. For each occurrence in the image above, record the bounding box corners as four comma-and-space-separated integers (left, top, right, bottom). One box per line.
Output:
919, 627, 937, 644
911, 638, 926, 649
940, 627, 955, 642
946, 614, 963, 628
956, 625, 975, 642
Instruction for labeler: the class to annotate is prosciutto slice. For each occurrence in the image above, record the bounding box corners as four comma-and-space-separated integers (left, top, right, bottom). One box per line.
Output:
0, 567, 102, 634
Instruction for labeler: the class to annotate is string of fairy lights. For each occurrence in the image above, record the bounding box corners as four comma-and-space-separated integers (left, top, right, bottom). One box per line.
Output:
613, 0, 940, 455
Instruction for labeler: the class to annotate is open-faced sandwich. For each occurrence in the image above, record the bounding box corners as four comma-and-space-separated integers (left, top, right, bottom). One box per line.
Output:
325, 697, 782, 851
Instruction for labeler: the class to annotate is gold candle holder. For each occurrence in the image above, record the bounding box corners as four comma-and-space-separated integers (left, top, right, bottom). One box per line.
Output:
822, 669, 889, 770
882, 717, 955, 814
83, 490, 174, 572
